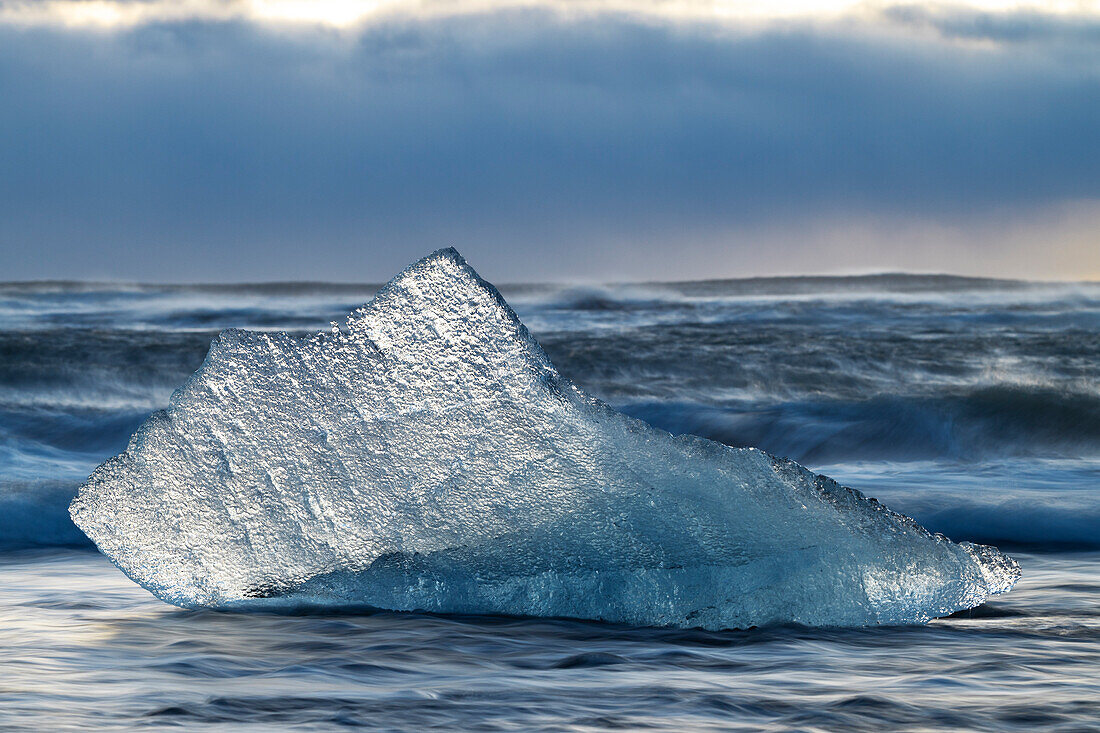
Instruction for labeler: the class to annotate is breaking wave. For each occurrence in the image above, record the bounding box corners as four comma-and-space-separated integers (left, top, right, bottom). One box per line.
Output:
622, 386, 1100, 463
0, 481, 91, 549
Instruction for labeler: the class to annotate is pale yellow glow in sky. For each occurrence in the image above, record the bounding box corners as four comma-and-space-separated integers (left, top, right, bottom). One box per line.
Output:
2, 0, 1099, 29
248, 0, 393, 26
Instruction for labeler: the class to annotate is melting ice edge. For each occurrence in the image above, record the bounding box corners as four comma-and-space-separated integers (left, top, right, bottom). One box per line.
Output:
70, 249, 1020, 628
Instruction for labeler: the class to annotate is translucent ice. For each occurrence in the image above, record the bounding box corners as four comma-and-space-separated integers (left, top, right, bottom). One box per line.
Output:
70, 249, 1019, 627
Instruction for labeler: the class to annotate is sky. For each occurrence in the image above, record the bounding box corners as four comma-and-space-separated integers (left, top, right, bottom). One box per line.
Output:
0, 0, 1098, 283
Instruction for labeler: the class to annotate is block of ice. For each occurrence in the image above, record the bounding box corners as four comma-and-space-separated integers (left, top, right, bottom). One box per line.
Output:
70, 249, 1019, 627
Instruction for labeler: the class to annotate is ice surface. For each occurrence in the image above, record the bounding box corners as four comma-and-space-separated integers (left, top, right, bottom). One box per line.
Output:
70, 249, 1020, 627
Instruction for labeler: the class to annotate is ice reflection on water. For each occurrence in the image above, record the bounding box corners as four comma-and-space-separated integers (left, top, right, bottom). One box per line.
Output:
2, 550, 1097, 731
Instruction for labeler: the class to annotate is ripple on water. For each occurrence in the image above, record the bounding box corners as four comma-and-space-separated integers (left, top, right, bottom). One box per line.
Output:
0, 550, 1097, 731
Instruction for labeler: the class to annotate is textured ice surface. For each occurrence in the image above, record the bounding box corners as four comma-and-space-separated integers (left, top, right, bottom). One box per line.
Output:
71, 249, 1019, 628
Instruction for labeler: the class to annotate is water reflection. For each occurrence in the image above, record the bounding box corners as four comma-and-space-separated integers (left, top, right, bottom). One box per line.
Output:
1, 550, 1097, 731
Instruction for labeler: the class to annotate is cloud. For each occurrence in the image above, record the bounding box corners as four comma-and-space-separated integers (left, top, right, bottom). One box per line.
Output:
880, 4, 1100, 47
4, 1, 1100, 30
0, 8, 1098, 280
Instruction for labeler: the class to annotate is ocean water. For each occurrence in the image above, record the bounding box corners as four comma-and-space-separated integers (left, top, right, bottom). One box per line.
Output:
1, 275, 1098, 731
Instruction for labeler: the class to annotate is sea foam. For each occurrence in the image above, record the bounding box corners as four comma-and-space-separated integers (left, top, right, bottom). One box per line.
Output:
70, 249, 1019, 627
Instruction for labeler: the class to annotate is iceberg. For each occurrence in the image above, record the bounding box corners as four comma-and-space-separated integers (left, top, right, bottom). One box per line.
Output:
70, 249, 1019, 628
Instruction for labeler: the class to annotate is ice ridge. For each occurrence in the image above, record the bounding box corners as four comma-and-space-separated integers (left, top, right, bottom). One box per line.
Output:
70, 249, 1020, 628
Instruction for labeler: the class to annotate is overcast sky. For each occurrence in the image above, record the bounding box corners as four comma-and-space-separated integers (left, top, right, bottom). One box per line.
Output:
1, 1, 1098, 282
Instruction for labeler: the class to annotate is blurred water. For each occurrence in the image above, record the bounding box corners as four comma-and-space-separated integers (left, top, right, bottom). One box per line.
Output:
1, 274, 1098, 729
1, 549, 1096, 731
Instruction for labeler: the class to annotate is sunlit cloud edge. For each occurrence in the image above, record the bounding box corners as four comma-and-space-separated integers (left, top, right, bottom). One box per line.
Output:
2, 0, 1099, 31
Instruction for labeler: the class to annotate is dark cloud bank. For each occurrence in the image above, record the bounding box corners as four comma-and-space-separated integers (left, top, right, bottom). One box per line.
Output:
1, 8, 1098, 281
